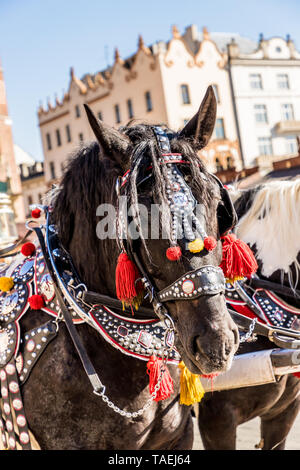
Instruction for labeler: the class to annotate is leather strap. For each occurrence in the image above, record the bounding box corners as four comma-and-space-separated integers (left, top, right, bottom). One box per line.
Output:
249, 277, 300, 300
33, 225, 105, 395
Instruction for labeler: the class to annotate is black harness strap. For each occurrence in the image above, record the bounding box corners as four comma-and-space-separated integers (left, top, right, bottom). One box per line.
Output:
32, 225, 105, 395
249, 277, 300, 300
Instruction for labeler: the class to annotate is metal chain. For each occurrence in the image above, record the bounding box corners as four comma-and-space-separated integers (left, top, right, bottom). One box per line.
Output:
93, 315, 176, 419
239, 317, 257, 343
93, 350, 169, 419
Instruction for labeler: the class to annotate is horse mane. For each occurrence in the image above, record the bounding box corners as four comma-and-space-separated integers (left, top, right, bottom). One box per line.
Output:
233, 178, 300, 287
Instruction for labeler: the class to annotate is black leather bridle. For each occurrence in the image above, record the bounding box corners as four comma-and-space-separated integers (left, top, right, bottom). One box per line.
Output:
116, 126, 233, 322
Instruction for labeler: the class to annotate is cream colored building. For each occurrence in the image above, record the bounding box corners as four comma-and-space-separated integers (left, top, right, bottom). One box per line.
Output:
0, 61, 25, 226
38, 25, 242, 185
15, 145, 47, 217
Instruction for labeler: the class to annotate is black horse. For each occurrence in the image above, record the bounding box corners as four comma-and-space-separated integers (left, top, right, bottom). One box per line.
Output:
198, 180, 300, 450
0, 87, 239, 450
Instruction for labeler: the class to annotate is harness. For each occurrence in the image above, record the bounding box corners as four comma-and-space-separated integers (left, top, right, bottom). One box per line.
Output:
0, 126, 238, 449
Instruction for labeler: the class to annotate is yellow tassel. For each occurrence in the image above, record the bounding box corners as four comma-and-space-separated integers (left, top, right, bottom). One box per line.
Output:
188, 238, 204, 253
0, 276, 14, 292
122, 290, 144, 312
226, 275, 245, 284
178, 361, 205, 406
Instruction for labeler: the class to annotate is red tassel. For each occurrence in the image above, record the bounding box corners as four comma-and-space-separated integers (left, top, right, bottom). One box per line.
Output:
166, 245, 182, 261
293, 372, 300, 378
204, 236, 217, 251
220, 233, 258, 282
28, 294, 45, 310
147, 355, 174, 401
31, 208, 41, 219
21, 242, 36, 257
115, 252, 143, 307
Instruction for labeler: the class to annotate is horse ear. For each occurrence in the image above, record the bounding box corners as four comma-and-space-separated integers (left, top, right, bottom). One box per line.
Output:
84, 104, 130, 167
179, 86, 217, 148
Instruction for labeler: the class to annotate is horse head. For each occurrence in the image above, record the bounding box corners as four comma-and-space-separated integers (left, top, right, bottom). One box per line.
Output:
53, 86, 239, 376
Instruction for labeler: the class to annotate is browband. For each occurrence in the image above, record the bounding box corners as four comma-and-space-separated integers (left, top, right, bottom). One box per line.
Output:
158, 266, 225, 302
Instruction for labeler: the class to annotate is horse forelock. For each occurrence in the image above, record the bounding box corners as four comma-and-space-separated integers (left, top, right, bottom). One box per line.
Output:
121, 123, 216, 256
235, 178, 300, 285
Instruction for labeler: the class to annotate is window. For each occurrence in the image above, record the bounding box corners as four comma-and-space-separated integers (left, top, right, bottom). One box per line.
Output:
46, 133, 52, 151
250, 73, 263, 89
254, 104, 268, 124
127, 99, 134, 119
212, 84, 220, 103
277, 74, 289, 89
114, 104, 121, 123
258, 137, 273, 156
27, 195, 33, 207
75, 105, 81, 118
49, 161, 56, 179
98, 111, 103, 121
285, 136, 298, 154
281, 103, 294, 121
38, 193, 42, 204
79, 133, 84, 142
215, 118, 226, 139
226, 156, 234, 169
56, 129, 61, 147
215, 158, 224, 172
66, 124, 72, 143
145, 91, 152, 112
181, 84, 191, 104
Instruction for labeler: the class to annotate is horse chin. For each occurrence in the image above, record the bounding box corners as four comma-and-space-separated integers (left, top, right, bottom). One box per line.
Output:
177, 342, 234, 376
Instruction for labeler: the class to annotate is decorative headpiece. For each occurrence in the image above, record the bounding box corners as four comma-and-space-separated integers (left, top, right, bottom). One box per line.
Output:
152, 126, 217, 261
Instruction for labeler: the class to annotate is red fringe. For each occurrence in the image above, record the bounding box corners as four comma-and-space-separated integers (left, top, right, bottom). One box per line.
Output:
147, 355, 174, 401
220, 233, 258, 280
293, 372, 300, 378
115, 252, 142, 305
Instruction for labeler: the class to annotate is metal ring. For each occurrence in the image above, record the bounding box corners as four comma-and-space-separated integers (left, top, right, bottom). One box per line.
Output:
25, 219, 42, 231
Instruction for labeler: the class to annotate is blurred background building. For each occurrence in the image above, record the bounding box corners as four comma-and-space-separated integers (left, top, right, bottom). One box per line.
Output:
0, 61, 25, 246
2, 23, 300, 247
37, 24, 300, 190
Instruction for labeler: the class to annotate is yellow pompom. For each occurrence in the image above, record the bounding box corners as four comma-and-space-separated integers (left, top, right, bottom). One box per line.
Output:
0, 276, 14, 292
178, 361, 205, 406
188, 238, 204, 253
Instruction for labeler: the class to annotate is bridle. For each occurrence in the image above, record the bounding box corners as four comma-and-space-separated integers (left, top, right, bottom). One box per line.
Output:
116, 126, 235, 323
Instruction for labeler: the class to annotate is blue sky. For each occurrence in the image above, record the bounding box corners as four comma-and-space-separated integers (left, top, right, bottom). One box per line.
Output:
0, 0, 299, 161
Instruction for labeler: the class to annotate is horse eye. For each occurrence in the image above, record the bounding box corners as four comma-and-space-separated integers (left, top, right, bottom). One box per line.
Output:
184, 174, 192, 184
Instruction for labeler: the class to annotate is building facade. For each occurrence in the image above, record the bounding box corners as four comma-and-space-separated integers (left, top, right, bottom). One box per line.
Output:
228, 34, 300, 168
37, 25, 300, 183
37, 25, 242, 185
0, 61, 25, 226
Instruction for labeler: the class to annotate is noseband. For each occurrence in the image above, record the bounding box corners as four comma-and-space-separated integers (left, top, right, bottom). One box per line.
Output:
117, 126, 227, 322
